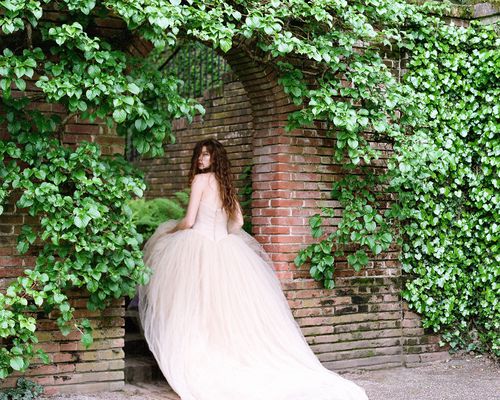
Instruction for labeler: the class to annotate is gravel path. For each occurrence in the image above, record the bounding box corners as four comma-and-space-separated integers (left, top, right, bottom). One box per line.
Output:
46, 354, 499, 400
343, 354, 500, 400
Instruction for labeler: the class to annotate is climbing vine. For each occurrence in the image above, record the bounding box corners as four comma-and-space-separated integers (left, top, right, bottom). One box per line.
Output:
0, 0, 497, 382
0, 134, 150, 378
0, 0, 204, 380
293, 12, 499, 355
387, 20, 499, 356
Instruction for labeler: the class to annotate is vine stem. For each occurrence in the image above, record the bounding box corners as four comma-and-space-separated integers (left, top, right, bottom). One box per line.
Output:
55, 112, 77, 144
25, 20, 33, 50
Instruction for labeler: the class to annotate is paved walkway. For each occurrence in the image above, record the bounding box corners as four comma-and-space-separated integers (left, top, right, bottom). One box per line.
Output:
344, 355, 499, 400
46, 354, 499, 400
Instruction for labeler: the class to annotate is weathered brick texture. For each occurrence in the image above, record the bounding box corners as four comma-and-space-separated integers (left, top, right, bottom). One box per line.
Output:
134, 73, 253, 201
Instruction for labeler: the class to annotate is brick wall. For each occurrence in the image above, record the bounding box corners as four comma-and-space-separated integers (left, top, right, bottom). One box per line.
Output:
0, 112, 128, 395
134, 72, 254, 201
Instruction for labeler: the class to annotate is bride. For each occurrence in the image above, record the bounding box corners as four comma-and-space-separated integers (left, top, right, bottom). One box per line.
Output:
138, 139, 369, 400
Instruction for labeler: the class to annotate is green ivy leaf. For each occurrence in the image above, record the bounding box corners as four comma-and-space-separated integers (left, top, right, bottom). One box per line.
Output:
112, 109, 127, 123
9, 357, 24, 371
81, 332, 94, 348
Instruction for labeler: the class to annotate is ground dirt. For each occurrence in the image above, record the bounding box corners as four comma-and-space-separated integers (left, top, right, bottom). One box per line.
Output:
46, 353, 499, 400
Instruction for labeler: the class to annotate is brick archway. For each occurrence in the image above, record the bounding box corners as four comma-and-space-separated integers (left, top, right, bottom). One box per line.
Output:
135, 43, 448, 375
136, 44, 303, 280
0, 11, 457, 393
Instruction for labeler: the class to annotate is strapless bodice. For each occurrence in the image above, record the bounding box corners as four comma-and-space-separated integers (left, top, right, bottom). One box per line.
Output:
191, 199, 229, 241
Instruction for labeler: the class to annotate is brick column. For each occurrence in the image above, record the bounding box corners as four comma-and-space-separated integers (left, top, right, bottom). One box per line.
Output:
225, 46, 449, 370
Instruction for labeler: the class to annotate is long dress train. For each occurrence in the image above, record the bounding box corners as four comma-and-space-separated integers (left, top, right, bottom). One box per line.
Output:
138, 198, 369, 400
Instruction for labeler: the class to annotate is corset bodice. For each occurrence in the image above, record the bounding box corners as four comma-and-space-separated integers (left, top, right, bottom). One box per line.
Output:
191, 198, 229, 241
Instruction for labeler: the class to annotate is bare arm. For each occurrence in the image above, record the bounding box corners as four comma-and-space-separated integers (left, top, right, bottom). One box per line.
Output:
169, 175, 206, 233
228, 201, 244, 233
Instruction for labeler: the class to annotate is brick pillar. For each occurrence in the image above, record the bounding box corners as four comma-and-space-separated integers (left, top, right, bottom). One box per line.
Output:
225, 46, 449, 370
224, 48, 299, 281
136, 45, 450, 371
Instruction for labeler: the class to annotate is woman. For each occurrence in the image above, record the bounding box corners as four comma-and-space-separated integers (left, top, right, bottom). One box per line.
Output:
138, 139, 369, 400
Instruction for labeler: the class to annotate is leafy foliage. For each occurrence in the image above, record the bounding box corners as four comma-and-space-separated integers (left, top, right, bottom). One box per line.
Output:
0, 0, 497, 383
278, 1, 498, 356
0, 378, 43, 400
0, 132, 150, 378
0, 0, 205, 380
387, 21, 499, 356
128, 190, 189, 239
294, 172, 394, 289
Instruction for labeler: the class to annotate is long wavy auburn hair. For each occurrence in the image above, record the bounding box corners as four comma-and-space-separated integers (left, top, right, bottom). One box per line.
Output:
188, 139, 239, 219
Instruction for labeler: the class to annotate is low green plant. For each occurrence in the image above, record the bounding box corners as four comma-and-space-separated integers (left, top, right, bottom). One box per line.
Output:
128, 190, 189, 239
0, 378, 43, 400
128, 174, 253, 239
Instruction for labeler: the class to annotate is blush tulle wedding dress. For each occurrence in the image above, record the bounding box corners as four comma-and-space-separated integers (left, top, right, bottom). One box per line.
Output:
138, 187, 369, 400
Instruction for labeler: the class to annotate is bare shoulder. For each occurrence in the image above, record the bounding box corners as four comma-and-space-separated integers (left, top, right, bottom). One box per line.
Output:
195, 172, 216, 180
194, 173, 219, 196
192, 173, 211, 186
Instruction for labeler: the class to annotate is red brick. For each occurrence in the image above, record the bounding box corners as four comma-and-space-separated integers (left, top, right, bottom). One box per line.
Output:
65, 124, 100, 135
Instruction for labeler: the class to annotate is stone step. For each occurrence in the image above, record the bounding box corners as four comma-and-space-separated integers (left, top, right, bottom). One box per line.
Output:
125, 355, 167, 385
124, 307, 167, 385
125, 309, 142, 334
125, 332, 152, 356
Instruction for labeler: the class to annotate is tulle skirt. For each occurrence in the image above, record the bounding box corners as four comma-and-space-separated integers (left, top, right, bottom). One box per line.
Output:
138, 221, 369, 400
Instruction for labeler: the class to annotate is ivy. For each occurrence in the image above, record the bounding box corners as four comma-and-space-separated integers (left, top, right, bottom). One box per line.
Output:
0, 47, 43, 97
387, 20, 499, 356
0, 132, 150, 378
0, 0, 209, 379
295, 171, 394, 289
0, 378, 43, 400
0, 0, 44, 35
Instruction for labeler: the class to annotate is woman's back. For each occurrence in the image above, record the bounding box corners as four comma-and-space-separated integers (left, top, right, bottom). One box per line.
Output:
191, 173, 229, 241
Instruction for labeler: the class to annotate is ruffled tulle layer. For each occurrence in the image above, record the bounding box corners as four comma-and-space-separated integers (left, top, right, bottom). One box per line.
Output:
138, 221, 368, 400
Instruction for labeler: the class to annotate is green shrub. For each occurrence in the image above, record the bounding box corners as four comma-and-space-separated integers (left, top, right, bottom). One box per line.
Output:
128, 190, 189, 240
0, 378, 43, 400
